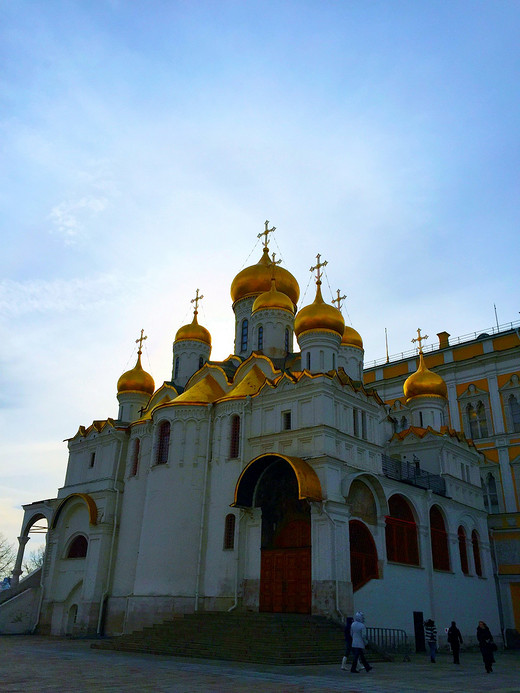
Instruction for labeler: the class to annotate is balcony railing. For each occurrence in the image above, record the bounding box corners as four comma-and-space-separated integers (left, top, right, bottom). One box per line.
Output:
382, 455, 446, 496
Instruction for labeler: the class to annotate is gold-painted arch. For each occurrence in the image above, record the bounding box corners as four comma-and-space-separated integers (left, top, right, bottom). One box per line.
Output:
51, 493, 98, 530
232, 453, 323, 508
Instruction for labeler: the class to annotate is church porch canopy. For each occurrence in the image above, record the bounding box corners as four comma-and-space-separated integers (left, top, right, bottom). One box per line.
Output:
232, 453, 323, 508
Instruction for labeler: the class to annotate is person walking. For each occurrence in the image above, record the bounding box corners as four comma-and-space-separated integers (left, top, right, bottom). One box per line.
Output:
477, 621, 496, 673
350, 611, 373, 673
341, 616, 354, 670
424, 619, 437, 663
447, 621, 463, 664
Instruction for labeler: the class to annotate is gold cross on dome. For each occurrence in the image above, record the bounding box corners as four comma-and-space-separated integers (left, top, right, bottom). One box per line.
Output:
135, 329, 147, 354
258, 220, 276, 248
191, 288, 204, 313
270, 252, 282, 266
310, 253, 328, 283
332, 289, 346, 311
411, 327, 429, 354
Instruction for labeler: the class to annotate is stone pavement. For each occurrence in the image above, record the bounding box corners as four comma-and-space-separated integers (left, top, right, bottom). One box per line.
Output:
1, 635, 519, 693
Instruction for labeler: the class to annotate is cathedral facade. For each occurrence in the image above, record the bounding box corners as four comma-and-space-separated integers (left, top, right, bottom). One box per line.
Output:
3, 227, 506, 643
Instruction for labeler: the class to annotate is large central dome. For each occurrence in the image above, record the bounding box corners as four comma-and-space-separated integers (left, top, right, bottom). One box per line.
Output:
230, 246, 300, 306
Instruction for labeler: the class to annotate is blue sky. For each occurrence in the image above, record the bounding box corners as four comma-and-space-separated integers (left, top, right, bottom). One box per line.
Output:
1, 0, 519, 552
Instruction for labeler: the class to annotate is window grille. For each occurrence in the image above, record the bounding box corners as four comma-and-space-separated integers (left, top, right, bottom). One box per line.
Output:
240, 319, 248, 352
509, 394, 520, 432
174, 357, 180, 380
156, 421, 170, 464
430, 506, 450, 571
385, 495, 419, 565
472, 530, 482, 576
131, 438, 140, 476
223, 514, 236, 549
285, 328, 289, 352
458, 526, 469, 575
230, 415, 240, 458
258, 325, 263, 350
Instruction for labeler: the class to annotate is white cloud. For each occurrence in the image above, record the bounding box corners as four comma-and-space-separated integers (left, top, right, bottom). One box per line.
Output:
48, 195, 108, 244
0, 274, 122, 317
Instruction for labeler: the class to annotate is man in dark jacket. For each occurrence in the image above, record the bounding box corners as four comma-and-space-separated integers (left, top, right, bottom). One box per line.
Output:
447, 621, 463, 664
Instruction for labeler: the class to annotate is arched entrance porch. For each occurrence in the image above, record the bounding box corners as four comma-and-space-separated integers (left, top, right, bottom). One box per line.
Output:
232, 454, 322, 614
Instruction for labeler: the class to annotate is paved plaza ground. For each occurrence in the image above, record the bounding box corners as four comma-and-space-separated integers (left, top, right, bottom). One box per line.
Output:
1, 635, 519, 692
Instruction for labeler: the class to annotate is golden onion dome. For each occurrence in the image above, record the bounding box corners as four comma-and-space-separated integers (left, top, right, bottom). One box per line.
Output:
342, 325, 363, 349
294, 282, 345, 338
403, 352, 448, 402
230, 246, 300, 305
117, 352, 155, 396
175, 311, 211, 346
252, 278, 295, 315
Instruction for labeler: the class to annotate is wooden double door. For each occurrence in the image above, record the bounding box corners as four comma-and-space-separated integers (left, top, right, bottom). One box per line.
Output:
259, 518, 311, 614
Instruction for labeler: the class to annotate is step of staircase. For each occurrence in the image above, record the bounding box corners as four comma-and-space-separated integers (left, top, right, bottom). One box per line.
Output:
92, 612, 383, 665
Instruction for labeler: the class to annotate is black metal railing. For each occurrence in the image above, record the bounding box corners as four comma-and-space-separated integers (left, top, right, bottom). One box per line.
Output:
382, 455, 446, 496
366, 626, 411, 661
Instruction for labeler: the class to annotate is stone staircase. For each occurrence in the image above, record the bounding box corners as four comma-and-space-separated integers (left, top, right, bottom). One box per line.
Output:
92, 612, 382, 665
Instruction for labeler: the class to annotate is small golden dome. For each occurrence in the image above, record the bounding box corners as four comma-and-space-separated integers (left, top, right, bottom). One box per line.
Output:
342, 325, 363, 349
117, 352, 155, 396
294, 282, 345, 338
175, 311, 211, 346
252, 278, 295, 315
230, 247, 300, 305
403, 352, 448, 401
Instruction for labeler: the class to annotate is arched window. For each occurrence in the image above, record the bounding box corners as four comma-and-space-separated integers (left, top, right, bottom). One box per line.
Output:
67, 535, 88, 559
467, 402, 488, 439
306, 352, 311, 370
483, 473, 499, 513
130, 438, 140, 477
458, 526, 469, 575
230, 415, 240, 458
257, 325, 263, 350
385, 495, 419, 566
223, 514, 236, 550
350, 520, 378, 591
156, 421, 171, 464
174, 356, 180, 380
472, 530, 482, 576
508, 394, 520, 432
285, 328, 289, 353
240, 319, 248, 352
430, 506, 450, 571
199, 356, 204, 370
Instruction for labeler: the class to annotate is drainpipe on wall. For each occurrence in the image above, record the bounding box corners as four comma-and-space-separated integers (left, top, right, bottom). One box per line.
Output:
31, 532, 49, 633
195, 404, 214, 612
227, 397, 251, 612
490, 528, 506, 646
96, 432, 127, 635
320, 501, 345, 622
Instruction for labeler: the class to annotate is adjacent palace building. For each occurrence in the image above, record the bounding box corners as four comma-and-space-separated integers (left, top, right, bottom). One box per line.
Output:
2, 224, 519, 647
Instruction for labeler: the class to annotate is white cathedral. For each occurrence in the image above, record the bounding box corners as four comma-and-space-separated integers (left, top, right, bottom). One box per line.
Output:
4, 224, 500, 642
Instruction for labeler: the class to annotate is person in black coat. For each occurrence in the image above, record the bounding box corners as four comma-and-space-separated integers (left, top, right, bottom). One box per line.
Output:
447, 621, 463, 664
476, 620, 496, 673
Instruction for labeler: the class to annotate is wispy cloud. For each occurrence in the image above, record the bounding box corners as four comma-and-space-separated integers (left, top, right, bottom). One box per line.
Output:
48, 195, 108, 244
0, 274, 121, 317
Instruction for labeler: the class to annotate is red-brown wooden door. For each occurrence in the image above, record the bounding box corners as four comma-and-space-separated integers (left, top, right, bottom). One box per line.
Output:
259, 519, 311, 613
